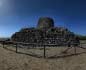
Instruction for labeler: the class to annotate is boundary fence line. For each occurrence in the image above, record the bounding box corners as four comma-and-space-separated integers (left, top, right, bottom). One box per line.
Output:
0, 40, 86, 58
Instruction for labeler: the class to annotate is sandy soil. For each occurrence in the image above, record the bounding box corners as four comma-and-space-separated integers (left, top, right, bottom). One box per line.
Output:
0, 44, 86, 70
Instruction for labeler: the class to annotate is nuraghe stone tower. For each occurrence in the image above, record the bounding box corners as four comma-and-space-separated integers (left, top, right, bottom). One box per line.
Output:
11, 17, 76, 45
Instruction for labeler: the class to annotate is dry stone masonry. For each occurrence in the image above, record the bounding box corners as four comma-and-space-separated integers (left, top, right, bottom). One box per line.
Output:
11, 17, 76, 45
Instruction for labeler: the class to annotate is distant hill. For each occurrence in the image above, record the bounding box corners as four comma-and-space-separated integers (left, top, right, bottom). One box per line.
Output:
0, 38, 10, 41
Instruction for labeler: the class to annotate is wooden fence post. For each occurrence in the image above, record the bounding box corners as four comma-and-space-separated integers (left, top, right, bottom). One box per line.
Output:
74, 46, 76, 54
16, 43, 18, 53
44, 45, 46, 58
3, 41, 4, 48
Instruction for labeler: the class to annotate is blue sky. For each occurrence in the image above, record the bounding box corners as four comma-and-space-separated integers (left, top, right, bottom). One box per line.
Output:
0, 0, 86, 37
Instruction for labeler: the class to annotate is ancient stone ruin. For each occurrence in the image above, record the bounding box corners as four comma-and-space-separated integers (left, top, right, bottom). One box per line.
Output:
11, 17, 76, 45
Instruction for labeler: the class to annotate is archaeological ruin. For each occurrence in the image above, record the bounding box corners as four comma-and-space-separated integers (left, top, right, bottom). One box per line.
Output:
11, 17, 76, 45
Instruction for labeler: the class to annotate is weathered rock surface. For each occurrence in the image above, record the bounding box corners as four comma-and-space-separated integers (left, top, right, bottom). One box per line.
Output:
11, 17, 75, 45
37, 17, 54, 29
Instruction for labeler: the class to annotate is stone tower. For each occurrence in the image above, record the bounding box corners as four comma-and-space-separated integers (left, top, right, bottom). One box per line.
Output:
37, 17, 54, 29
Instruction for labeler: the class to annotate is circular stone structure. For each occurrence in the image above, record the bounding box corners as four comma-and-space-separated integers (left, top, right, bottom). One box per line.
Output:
37, 17, 54, 29
11, 17, 76, 45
